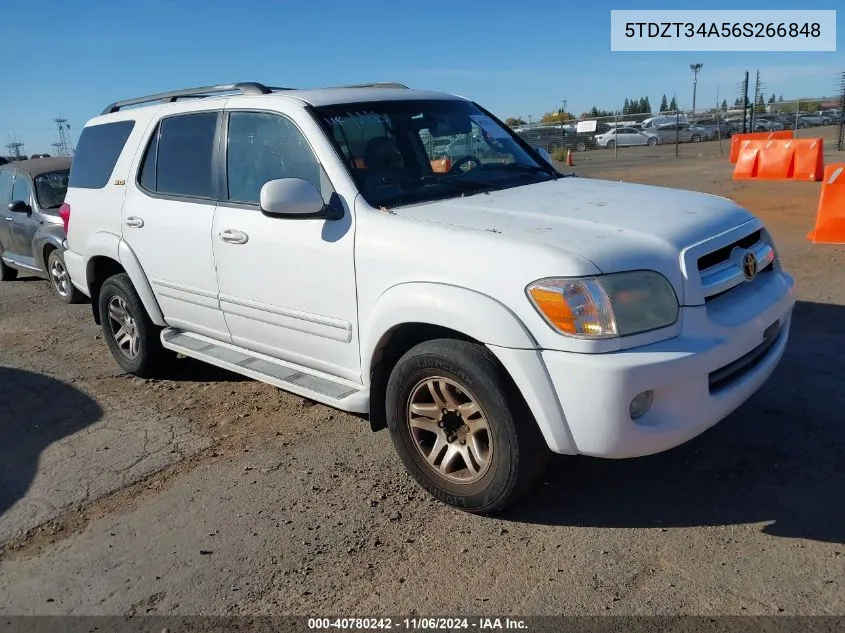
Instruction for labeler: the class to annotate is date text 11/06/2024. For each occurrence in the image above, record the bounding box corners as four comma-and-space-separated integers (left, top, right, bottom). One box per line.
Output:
624, 22, 821, 39
307, 617, 528, 630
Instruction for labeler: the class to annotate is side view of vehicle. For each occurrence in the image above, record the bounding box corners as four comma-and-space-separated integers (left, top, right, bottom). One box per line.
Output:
594, 127, 661, 148
61, 81, 795, 514
0, 157, 84, 303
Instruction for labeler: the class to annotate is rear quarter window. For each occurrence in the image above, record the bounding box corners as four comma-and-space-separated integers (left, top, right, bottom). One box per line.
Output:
68, 120, 136, 189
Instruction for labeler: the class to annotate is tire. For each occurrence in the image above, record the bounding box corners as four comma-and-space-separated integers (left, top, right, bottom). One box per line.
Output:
647, 137, 658, 146
0, 257, 17, 281
46, 248, 85, 304
385, 338, 550, 514
98, 272, 170, 378
575, 141, 587, 152
606, 140, 615, 150
691, 134, 701, 143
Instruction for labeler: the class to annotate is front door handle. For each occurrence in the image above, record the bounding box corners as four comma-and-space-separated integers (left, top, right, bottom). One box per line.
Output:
4, 217, 12, 222
125, 216, 144, 228
219, 229, 249, 245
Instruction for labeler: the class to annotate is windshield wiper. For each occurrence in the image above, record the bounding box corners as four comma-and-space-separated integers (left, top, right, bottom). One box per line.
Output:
499, 163, 560, 179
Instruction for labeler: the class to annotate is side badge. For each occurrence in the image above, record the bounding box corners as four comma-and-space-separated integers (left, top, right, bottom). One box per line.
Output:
114, 179, 126, 186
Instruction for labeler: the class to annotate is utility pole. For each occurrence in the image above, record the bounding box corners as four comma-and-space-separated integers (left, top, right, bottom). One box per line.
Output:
5, 140, 25, 160
750, 70, 763, 132
741, 71, 750, 133
837, 71, 845, 152
690, 63, 703, 118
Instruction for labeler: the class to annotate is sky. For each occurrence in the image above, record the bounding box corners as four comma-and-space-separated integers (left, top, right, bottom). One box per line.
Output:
2, 0, 843, 154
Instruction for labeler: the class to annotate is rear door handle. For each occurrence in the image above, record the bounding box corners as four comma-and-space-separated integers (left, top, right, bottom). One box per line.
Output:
219, 229, 249, 245
125, 216, 144, 228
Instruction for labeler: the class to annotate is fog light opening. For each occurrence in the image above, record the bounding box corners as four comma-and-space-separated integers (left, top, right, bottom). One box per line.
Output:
629, 390, 653, 420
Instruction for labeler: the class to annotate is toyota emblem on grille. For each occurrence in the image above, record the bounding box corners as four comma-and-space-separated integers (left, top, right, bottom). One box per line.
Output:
743, 251, 758, 280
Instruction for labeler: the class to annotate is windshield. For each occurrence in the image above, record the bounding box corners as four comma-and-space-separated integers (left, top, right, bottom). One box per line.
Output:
34, 169, 70, 209
312, 99, 556, 208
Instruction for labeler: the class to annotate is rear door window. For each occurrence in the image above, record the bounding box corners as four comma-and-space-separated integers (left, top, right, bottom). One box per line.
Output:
69, 120, 135, 189
139, 112, 218, 199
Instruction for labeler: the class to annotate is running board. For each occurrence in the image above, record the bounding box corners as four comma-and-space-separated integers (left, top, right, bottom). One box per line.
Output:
160, 329, 369, 414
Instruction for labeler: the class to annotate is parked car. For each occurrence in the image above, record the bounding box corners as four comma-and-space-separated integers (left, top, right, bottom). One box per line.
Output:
797, 114, 824, 127
689, 119, 736, 138
515, 126, 596, 152
594, 127, 661, 148
651, 122, 708, 143
61, 81, 795, 513
0, 157, 84, 302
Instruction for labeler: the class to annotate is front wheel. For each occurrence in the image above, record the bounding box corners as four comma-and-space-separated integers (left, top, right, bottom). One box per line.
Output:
647, 137, 658, 146
690, 134, 702, 143
575, 141, 587, 152
385, 339, 549, 514
99, 272, 170, 378
47, 249, 85, 304
606, 140, 616, 150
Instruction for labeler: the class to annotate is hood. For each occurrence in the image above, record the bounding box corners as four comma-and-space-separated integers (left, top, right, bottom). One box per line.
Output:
390, 177, 754, 273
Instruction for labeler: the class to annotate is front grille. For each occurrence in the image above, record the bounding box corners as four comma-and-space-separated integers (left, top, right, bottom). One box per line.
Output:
696, 230, 775, 301
697, 230, 762, 271
708, 322, 783, 393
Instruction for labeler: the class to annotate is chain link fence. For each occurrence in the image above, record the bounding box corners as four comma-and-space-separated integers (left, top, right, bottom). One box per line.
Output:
508, 98, 844, 164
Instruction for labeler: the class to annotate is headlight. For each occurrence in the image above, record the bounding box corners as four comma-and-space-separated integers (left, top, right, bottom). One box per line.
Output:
526, 271, 679, 338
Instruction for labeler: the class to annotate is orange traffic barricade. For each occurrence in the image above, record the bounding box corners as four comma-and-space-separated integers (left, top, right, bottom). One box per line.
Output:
807, 164, 845, 244
732, 138, 824, 182
430, 158, 452, 173
730, 130, 794, 163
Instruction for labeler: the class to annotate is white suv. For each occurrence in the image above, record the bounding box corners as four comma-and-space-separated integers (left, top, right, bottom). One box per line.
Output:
61, 82, 796, 513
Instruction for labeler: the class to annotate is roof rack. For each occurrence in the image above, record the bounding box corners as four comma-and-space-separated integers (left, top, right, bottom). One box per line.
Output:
100, 82, 292, 115
100, 81, 409, 115
328, 82, 409, 89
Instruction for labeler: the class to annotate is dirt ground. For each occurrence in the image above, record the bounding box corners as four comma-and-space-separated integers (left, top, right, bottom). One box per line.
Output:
1, 149, 843, 618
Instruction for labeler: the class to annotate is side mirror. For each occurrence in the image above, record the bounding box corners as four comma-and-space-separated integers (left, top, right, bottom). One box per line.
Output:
8, 200, 31, 214
536, 147, 555, 167
259, 178, 327, 218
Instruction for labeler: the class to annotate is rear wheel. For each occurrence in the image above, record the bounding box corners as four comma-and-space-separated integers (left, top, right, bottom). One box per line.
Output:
47, 249, 85, 304
99, 273, 170, 378
691, 134, 702, 143
575, 141, 587, 152
0, 258, 17, 282
385, 339, 550, 514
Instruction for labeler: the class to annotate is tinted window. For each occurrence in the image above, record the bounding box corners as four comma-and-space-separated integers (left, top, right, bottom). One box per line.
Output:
226, 112, 322, 204
138, 126, 159, 192
34, 169, 70, 209
154, 112, 218, 199
11, 173, 32, 204
0, 170, 13, 205
69, 120, 135, 189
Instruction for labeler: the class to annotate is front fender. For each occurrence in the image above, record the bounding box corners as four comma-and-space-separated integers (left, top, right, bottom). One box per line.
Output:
360, 282, 538, 383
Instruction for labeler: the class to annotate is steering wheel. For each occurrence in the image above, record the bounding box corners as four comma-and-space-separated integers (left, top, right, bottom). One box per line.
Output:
449, 155, 482, 173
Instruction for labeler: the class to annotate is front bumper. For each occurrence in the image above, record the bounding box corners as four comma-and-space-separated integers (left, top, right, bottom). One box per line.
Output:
541, 270, 796, 458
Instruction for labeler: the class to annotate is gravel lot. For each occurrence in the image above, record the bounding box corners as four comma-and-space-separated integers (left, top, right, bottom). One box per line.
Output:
1, 148, 843, 617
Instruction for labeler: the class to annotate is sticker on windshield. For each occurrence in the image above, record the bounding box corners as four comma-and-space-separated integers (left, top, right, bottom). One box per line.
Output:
469, 115, 510, 139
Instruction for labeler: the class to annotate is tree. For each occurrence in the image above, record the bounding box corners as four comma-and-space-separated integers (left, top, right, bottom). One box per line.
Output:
778, 95, 784, 102
659, 94, 669, 112
721, 99, 728, 111
504, 117, 526, 127
755, 92, 765, 108
669, 96, 678, 111
768, 93, 776, 104
540, 110, 572, 124
641, 97, 651, 114
588, 106, 616, 118
623, 98, 630, 115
